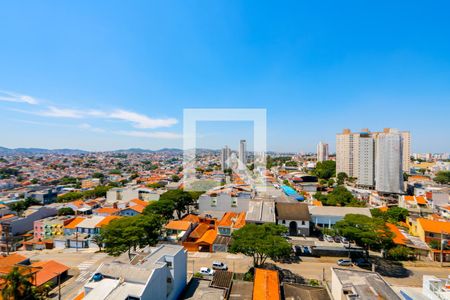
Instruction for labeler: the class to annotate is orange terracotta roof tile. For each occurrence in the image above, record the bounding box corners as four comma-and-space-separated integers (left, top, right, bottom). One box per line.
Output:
218, 212, 246, 228
182, 214, 201, 223
418, 218, 450, 234
312, 200, 323, 207
165, 220, 192, 231
72, 292, 84, 300
197, 229, 217, 245
130, 199, 150, 207
31, 260, 70, 286
253, 268, 280, 300
416, 196, 427, 205
127, 205, 145, 213
0, 214, 16, 221
95, 216, 121, 228
386, 223, 408, 245
189, 223, 210, 239
404, 196, 415, 202
64, 217, 85, 229
95, 207, 120, 215
69, 200, 86, 208
0, 253, 27, 268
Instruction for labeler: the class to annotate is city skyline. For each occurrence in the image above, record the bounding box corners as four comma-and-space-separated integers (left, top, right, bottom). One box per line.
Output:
1, 2, 450, 152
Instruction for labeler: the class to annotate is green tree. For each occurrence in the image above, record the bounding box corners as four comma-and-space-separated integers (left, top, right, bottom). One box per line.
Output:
335, 214, 393, 256
321, 186, 364, 207
159, 190, 194, 219
171, 175, 180, 182
434, 171, 450, 184
313, 161, 336, 180
91, 234, 104, 252
336, 172, 348, 185
144, 200, 175, 220
101, 214, 163, 259
386, 207, 409, 223
387, 246, 414, 261
57, 207, 75, 216
1, 266, 34, 300
57, 191, 84, 203
229, 223, 291, 267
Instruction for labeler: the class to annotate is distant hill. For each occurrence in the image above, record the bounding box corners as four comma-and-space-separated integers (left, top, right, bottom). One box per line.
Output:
0, 147, 89, 155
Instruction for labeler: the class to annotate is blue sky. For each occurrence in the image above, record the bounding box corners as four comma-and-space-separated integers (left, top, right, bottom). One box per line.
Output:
1, 1, 449, 152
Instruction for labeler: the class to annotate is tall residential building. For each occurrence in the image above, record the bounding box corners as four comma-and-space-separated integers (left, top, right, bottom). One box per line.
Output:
239, 139, 247, 166
336, 128, 409, 192
220, 146, 231, 171
316, 141, 329, 162
375, 130, 404, 194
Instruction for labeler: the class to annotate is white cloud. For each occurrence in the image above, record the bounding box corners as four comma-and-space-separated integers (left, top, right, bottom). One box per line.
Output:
115, 130, 181, 139
37, 106, 84, 118
78, 123, 106, 133
0, 90, 39, 105
108, 109, 178, 129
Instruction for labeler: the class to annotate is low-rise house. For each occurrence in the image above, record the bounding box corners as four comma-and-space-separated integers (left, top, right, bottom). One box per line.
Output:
94, 207, 120, 217
330, 267, 400, 300
309, 206, 371, 228
164, 220, 196, 242
28, 188, 58, 205
119, 198, 151, 216
385, 223, 430, 259
412, 218, 450, 262
198, 184, 254, 215
245, 199, 276, 224
276, 203, 310, 236
212, 212, 246, 252
0, 254, 69, 289
253, 268, 281, 300
83, 244, 187, 300
33, 215, 75, 240
106, 186, 160, 204
0, 206, 57, 252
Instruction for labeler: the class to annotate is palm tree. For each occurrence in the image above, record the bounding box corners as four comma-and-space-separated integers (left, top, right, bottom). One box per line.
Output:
1, 266, 34, 300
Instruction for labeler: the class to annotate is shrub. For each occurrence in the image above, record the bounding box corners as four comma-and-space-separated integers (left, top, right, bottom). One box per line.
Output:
193, 272, 204, 279
387, 246, 414, 261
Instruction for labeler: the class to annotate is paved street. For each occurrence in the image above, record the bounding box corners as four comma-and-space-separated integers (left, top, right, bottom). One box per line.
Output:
18, 248, 114, 300
188, 251, 450, 287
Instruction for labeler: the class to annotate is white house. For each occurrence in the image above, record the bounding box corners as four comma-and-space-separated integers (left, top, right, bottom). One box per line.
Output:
83, 244, 187, 300
275, 202, 310, 236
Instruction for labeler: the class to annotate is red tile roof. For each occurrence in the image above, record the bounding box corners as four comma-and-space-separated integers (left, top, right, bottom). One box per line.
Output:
31, 260, 70, 286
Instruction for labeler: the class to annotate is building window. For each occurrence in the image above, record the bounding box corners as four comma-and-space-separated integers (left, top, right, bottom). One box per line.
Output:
166, 261, 172, 268
282, 220, 286, 224
167, 277, 172, 283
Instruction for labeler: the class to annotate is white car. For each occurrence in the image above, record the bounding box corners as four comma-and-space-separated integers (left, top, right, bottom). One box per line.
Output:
212, 261, 228, 270
199, 267, 215, 276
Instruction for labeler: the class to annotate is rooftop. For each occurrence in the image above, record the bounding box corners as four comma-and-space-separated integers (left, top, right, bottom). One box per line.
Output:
253, 268, 280, 300
246, 200, 276, 223
309, 206, 371, 217
276, 202, 310, 221
332, 267, 400, 300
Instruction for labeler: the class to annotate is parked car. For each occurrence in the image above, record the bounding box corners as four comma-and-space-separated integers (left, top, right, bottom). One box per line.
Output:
199, 267, 215, 276
354, 258, 371, 268
325, 235, 334, 242
337, 259, 353, 266
318, 235, 324, 241
212, 261, 228, 270
333, 236, 341, 243
303, 246, 311, 255
341, 237, 349, 243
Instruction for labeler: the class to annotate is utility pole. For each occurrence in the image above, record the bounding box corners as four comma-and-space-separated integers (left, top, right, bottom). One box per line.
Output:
57, 272, 61, 300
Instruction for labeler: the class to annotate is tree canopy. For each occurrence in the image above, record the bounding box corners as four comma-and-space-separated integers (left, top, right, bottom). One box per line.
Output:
229, 223, 291, 267
335, 214, 393, 255
101, 214, 163, 259
370, 207, 409, 223
57, 207, 75, 216
158, 189, 194, 219
1, 266, 34, 300
314, 186, 364, 207
144, 199, 175, 220
434, 171, 450, 184
312, 160, 336, 180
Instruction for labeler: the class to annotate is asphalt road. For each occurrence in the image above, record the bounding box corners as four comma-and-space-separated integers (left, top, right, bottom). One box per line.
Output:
187, 252, 450, 287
